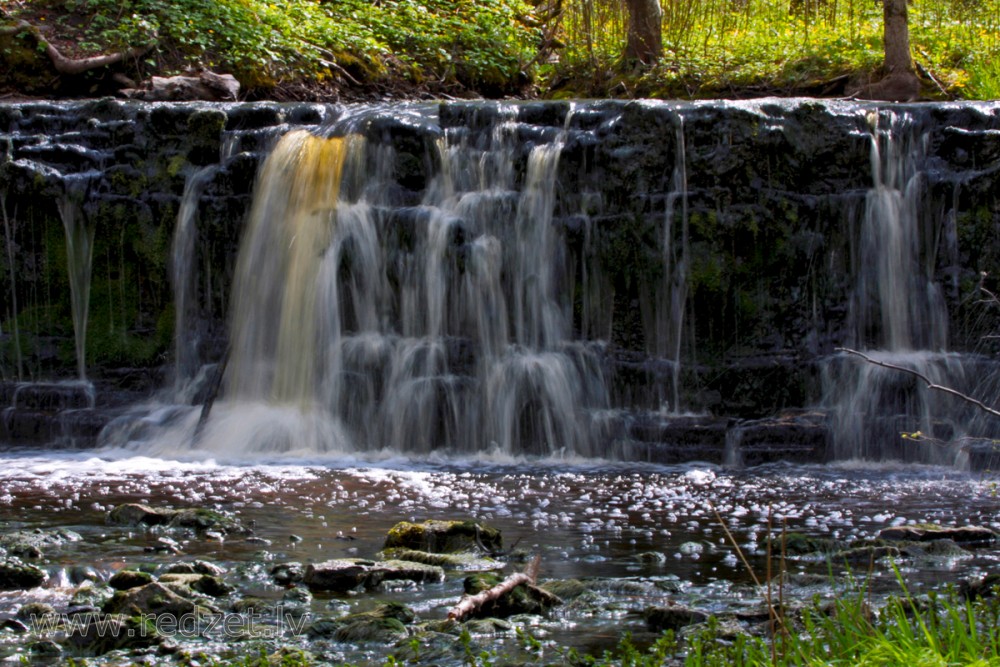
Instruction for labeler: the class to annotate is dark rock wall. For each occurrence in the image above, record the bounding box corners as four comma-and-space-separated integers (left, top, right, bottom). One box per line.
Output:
1, 98, 998, 422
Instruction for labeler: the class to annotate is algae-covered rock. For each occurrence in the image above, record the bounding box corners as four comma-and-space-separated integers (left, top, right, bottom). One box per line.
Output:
102, 582, 207, 618
63, 614, 159, 655
378, 547, 502, 571
644, 603, 709, 632
170, 507, 248, 535
960, 573, 1000, 600
831, 545, 901, 564
307, 602, 416, 643
462, 617, 514, 635
783, 532, 845, 555
877, 525, 997, 546
108, 569, 154, 591
540, 578, 589, 600
107, 503, 173, 526
164, 560, 227, 576
630, 551, 668, 564
303, 558, 444, 593
107, 503, 249, 535
0, 528, 82, 559
69, 582, 115, 614
158, 572, 233, 597
384, 520, 502, 554
270, 561, 305, 585
16, 602, 57, 623
0, 558, 46, 590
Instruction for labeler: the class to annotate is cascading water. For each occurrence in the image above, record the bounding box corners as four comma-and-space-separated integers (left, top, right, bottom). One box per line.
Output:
825, 110, 961, 463
655, 116, 689, 414
171, 164, 220, 399
56, 178, 96, 382
173, 106, 609, 457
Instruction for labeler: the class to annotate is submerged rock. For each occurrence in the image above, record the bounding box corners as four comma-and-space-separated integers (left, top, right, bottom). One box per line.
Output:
107, 503, 249, 535
64, 614, 159, 655
303, 558, 445, 593
107, 503, 173, 526
270, 561, 305, 585
164, 560, 227, 576
158, 572, 233, 597
0, 558, 46, 590
645, 603, 709, 632
308, 602, 416, 643
0, 528, 82, 559
959, 573, 1000, 600
102, 582, 209, 618
876, 525, 997, 546
384, 520, 502, 554
16, 602, 57, 623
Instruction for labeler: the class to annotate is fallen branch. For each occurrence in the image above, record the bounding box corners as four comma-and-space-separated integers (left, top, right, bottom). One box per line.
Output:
1, 20, 154, 76
447, 572, 532, 622
836, 347, 1000, 418
447, 554, 560, 622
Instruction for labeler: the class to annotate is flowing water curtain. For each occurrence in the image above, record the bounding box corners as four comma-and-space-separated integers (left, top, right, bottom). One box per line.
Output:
57, 179, 96, 382
225, 131, 355, 407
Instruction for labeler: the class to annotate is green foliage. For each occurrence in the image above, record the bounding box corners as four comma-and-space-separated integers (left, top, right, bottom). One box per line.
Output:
548, 0, 1000, 100
14, 0, 539, 93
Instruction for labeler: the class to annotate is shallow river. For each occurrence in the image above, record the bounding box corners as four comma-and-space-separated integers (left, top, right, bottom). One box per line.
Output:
1, 450, 999, 664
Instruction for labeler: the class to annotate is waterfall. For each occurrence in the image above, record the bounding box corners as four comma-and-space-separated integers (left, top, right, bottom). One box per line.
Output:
656, 115, 689, 413
171, 164, 219, 398
178, 106, 608, 457
825, 110, 958, 463
56, 178, 96, 382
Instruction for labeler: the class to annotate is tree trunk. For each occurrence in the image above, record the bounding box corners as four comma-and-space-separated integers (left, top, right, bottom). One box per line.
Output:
623, 0, 662, 66
883, 0, 914, 76
851, 0, 920, 101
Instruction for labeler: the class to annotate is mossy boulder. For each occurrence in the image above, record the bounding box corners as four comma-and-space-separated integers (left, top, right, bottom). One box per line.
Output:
384, 520, 502, 554
108, 569, 154, 591
0, 558, 46, 590
307, 602, 416, 643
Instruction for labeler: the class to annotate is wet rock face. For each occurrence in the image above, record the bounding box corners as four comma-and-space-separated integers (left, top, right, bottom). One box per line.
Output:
1, 98, 999, 447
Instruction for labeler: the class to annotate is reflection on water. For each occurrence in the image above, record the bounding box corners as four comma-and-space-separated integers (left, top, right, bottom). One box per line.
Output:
1, 453, 998, 660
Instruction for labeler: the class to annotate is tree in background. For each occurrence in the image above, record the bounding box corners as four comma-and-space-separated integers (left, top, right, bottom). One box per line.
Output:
623, 0, 662, 66
853, 0, 921, 100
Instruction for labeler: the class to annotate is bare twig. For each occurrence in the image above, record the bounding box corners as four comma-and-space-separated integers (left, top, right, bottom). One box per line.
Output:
836, 347, 1000, 419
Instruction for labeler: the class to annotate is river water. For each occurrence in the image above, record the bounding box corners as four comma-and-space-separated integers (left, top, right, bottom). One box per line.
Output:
1, 449, 998, 663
